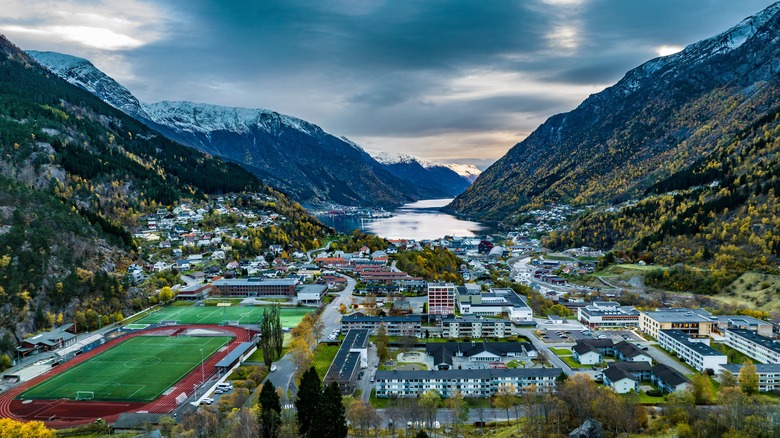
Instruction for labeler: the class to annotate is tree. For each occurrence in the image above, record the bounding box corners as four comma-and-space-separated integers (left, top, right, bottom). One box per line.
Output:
720, 369, 738, 388
720, 387, 749, 431
289, 337, 313, 381
445, 391, 469, 436
376, 323, 390, 364
158, 286, 174, 303
494, 383, 516, 426
227, 407, 258, 438
260, 306, 279, 367
258, 381, 281, 438
690, 373, 715, 405
0, 418, 55, 438
346, 400, 381, 438
315, 382, 348, 438
738, 359, 759, 396
296, 366, 321, 437
419, 390, 441, 433
557, 374, 601, 424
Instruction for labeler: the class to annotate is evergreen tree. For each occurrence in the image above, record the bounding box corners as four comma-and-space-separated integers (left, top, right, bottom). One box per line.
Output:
295, 366, 322, 436
271, 305, 283, 357
258, 381, 281, 438
260, 307, 275, 367
316, 382, 348, 438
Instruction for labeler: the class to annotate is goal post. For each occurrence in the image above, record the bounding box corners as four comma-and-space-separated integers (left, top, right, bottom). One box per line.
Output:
75, 391, 95, 400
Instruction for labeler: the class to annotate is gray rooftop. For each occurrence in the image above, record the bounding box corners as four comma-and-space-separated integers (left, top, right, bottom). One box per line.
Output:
726, 329, 780, 355
375, 367, 561, 381
720, 363, 780, 374
659, 330, 726, 357
212, 278, 297, 286
216, 342, 255, 368
643, 309, 711, 323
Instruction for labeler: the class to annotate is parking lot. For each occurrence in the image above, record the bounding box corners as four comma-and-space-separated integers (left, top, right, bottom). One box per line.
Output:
539, 327, 645, 344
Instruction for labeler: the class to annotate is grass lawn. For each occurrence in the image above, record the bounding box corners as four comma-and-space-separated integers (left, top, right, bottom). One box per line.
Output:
172, 300, 196, 307
245, 349, 265, 363
135, 306, 312, 327
634, 390, 668, 405
19, 335, 231, 402
313, 344, 340, 379
369, 389, 392, 408
712, 342, 752, 365
559, 355, 582, 369
549, 347, 572, 355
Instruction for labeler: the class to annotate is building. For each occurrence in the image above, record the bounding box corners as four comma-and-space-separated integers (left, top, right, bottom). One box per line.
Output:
428, 282, 456, 317
578, 302, 640, 328
20, 324, 76, 354
374, 368, 561, 398
572, 343, 602, 365
615, 341, 653, 364
427, 342, 538, 370
602, 366, 639, 394
656, 329, 726, 373
211, 278, 297, 297
176, 284, 212, 301
639, 308, 714, 338
440, 315, 510, 339
296, 284, 328, 304
720, 363, 780, 392
725, 329, 780, 364
340, 314, 422, 337
652, 364, 691, 393
455, 288, 533, 324
324, 329, 369, 394
711, 316, 773, 337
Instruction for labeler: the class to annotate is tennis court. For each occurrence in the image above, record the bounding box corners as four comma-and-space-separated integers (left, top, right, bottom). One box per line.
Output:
18, 335, 231, 402
134, 306, 311, 327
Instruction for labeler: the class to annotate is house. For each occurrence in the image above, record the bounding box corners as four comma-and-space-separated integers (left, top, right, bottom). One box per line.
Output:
615, 341, 653, 363
603, 366, 639, 394
153, 261, 168, 272
652, 364, 691, 393
21, 324, 77, 354
572, 343, 602, 365
607, 361, 653, 382
176, 259, 191, 270
426, 342, 538, 370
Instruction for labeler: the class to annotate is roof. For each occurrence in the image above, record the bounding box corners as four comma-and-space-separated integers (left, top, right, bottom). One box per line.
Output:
573, 343, 599, 356
324, 329, 369, 383
577, 338, 614, 349
652, 364, 690, 387
720, 363, 780, 374
375, 367, 561, 381
726, 329, 780, 355
604, 366, 636, 383
24, 324, 76, 347
426, 342, 536, 360
342, 314, 422, 323
441, 315, 510, 326
615, 340, 648, 358
659, 330, 726, 357
642, 309, 711, 323
212, 278, 297, 286
611, 361, 652, 373
216, 342, 255, 368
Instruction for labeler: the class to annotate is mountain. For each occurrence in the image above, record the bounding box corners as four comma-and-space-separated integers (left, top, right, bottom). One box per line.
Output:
372, 152, 475, 197
28, 52, 465, 207
449, 2, 780, 221
0, 35, 326, 352
448, 3, 780, 287
441, 163, 482, 183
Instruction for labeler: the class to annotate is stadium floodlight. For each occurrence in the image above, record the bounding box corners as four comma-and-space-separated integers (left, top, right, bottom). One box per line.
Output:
200, 348, 205, 384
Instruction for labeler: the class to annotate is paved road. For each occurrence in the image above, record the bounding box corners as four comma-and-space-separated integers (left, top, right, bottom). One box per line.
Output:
376, 407, 525, 430
517, 328, 573, 375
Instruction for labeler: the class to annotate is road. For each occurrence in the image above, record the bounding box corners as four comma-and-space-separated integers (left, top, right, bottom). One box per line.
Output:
264, 272, 356, 402
516, 328, 573, 376
375, 407, 526, 430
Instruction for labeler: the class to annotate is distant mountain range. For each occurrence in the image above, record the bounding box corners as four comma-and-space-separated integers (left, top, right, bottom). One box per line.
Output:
28, 51, 477, 207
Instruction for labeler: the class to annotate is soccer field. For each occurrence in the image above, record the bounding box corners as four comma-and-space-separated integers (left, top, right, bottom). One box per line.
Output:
135, 306, 312, 328
18, 335, 231, 402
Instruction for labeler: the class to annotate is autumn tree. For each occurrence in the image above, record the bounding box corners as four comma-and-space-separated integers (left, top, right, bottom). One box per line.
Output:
376, 323, 390, 364
158, 286, 174, 303
289, 337, 313, 381
738, 359, 759, 396
418, 390, 441, 433
0, 418, 54, 438
690, 373, 715, 404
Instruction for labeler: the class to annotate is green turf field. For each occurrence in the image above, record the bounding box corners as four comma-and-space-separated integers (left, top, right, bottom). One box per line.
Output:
18, 335, 231, 402
134, 306, 311, 327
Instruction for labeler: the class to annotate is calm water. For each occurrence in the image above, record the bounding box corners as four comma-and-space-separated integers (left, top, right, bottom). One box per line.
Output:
315, 199, 495, 240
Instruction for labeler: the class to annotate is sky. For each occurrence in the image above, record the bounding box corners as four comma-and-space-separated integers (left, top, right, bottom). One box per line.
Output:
0, 0, 776, 169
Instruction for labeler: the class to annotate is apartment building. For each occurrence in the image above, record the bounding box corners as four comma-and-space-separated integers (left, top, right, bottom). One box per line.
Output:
639, 309, 714, 338
578, 302, 640, 328
657, 329, 726, 373
440, 315, 510, 339
211, 278, 297, 297
340, 314, 422, 337
720, 363, 780, 392
725, 329, 780, 364
428, 282, 456, 316
374, 368, 561, 398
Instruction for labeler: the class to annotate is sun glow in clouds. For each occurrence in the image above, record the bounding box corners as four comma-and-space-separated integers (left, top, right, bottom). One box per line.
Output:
657, 45, 684, 57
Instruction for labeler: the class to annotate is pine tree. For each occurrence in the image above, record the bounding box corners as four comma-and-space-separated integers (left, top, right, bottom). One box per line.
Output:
316, 382, 348, 438
258, 381, 281, 438
295, 366, 321, 436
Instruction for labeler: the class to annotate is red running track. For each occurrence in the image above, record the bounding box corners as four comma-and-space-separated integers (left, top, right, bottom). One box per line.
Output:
0, 325, 250, 428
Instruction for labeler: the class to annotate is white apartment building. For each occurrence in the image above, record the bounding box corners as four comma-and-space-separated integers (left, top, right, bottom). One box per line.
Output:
657, 329, 726, 374
725, 329, 780, 364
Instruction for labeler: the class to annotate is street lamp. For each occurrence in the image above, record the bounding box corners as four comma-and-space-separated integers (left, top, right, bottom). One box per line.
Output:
98, 315, 102, 331
16, 347, 21, 373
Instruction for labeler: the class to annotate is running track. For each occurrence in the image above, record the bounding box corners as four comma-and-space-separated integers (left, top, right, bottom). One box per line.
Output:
0, 325, 250, 428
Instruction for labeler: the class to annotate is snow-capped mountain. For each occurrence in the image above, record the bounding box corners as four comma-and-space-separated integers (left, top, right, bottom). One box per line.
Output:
440, 163, 482, 183
27, 51, 150, 120
28, 53, 472, 206
450, 1, 780, 220
372, 151, 477, 196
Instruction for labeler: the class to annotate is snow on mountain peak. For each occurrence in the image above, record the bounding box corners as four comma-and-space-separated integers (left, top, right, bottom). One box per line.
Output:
141, 101, 323, 137
27, 50, 150, 120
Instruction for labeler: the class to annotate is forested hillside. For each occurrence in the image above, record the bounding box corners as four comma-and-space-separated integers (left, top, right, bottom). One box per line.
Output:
0, 35, 326, 362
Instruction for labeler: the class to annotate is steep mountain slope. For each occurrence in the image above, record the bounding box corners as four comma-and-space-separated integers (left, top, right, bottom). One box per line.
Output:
448, 2, 780, 222
0, 35, 326, 355
372, 152, 474, 197
28, 53, 455, 207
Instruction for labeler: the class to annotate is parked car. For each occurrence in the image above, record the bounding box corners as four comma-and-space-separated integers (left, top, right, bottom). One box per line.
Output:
270, 364, 277, 372
200, 398, 214, 405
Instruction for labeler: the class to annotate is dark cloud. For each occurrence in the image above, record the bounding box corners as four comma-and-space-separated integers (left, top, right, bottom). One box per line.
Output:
3, 0, 775, 165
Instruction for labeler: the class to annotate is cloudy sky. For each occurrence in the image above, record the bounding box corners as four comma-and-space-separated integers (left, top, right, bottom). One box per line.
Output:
1, 0, 775, 168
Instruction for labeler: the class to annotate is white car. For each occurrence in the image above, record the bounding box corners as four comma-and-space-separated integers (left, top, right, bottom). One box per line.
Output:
200, 397, 214, 405
270, 364, 277, 372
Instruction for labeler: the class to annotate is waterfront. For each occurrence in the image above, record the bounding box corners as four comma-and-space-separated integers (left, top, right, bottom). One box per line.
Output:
315, 199, 495, 240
